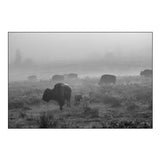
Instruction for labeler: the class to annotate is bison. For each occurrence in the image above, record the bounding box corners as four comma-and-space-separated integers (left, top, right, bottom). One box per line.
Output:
42, 83, 72, 110
64, 73, 78, 80
52, 75, 64, 81
74, 94, 83, 105
99, 74, 116, 85
74, 94, 90, 107
28, 75, 37, 81
67, 73, 78, 79
140, 69, 152, 77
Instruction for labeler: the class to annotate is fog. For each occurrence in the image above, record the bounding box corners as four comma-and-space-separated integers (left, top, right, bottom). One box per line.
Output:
9, 32, 152, 81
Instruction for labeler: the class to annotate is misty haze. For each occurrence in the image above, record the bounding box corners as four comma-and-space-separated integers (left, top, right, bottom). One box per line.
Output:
8, 32, 152, 128
9, 32, 152, 81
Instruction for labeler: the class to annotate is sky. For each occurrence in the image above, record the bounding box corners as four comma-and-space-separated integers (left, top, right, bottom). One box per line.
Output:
9, 32, 152, 79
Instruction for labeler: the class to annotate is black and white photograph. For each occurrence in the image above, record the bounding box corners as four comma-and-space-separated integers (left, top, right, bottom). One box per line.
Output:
8, 32, 152, 128
1, 0, 160, 160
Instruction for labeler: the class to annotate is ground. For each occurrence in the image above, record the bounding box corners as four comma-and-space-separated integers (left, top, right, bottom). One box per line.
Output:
8, 76, 152, 128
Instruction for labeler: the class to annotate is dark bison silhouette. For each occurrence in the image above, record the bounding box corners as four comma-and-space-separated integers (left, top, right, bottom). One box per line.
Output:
74, 94, 91, 106
42, 83, 72, 110
74, 94, 82, 105
52, 75, 64, 81
64, 73, 78, 79
140, 69, 152, 77
99, 74, 116, 85
67, 73, 78, 79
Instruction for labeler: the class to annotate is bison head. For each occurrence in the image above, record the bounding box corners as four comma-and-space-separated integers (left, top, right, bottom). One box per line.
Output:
42, 88, 54, 102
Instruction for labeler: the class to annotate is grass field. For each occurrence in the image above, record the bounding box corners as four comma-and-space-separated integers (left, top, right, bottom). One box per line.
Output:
8, 76, 152, 128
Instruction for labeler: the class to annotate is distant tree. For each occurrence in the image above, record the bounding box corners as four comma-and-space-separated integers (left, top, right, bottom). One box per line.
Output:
14, 49, 22, 66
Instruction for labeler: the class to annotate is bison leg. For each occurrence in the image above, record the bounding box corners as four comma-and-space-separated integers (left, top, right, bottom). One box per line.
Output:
60, 105, 63, 111
66, 95, 71, 107
66, 98, 70, 107
58, 100, 64, 111
74, 101, 78, 106
68, 99, 71, 107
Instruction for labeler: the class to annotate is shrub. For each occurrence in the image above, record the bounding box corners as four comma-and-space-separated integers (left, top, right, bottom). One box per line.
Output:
101, 119, 152, 128
127, 103, 139, 112
25, 96, 41, 105
82, 106, 99, 118
19, 111, 27, 118
37, 112, 70, 128
110, 101, 122, 108
37, 112, 58, 128
135, 90, 152, 104
148, 101, 152, 110
22, 105, 31, 111
89, 92, 103, 103
103, 94, 121, 106
8, 100, 24, 109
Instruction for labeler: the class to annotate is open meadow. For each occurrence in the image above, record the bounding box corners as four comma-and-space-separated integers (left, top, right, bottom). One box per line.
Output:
8, 76, 152, 128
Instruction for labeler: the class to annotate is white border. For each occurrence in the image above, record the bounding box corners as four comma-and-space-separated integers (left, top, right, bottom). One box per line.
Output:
0, 0, 160, 160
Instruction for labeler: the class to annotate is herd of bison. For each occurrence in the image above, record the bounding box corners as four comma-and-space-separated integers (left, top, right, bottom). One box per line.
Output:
8, 69, 152, 128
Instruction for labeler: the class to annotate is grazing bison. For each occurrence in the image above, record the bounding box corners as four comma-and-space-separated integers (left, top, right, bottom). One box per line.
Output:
81, 95, 90, 107
28, 75, 37, 81
140, 69, 152, 77
52, 75, 64, 81
64, 73, 78, 79
67, 73, 78, 79
74, 94, 83, 105
74, 94, 90, 107
99, 74, 116, 85
42, 83, 72, 110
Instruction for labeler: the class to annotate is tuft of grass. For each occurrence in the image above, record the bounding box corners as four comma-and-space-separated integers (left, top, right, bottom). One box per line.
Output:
19, 111, 27, 119
101, 119, 152, 128
37, 112, 70, 128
